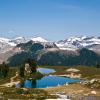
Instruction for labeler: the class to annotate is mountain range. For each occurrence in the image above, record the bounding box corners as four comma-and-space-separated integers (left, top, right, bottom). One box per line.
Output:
0, 36, 100, 66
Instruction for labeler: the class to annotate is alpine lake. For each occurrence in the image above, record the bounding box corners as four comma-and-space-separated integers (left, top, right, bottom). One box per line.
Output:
16, 68, 80, 88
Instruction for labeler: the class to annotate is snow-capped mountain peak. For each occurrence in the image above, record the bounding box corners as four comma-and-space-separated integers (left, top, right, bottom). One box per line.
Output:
56, 36, 100, 51
14, 36, 25, 40
31, 37, 48, 43
11, 36, 28, 44
0, 37, 16, 46
0, 37, 10, 42
0, 36, 100, 53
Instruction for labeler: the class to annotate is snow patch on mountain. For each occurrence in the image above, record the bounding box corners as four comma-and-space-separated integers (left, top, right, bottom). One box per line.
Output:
55, 43, 77, 51
56, 36, 100, 50
0, 37, 10, 42
31, 37, 48, 43
0, 36, 100, 53
11, 37, 29, 44
0, 37, 16, 46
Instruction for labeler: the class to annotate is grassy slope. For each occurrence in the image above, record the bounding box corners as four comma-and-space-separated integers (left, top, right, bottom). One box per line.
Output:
0, 87, 56, 99
0, 67, 17, 85
0, 67, 56, 99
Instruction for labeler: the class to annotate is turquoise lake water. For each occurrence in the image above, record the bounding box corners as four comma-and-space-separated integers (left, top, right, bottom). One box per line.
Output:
16, 68, 80, 88
23, 76, 80, 88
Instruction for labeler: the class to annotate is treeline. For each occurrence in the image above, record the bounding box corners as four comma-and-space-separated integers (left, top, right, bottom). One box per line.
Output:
8, 44, 100, 67
38, 48, 100, 66
8, 43, 44, 67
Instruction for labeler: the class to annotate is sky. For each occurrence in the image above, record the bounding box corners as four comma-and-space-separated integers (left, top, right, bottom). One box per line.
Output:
0, 0, 100, 41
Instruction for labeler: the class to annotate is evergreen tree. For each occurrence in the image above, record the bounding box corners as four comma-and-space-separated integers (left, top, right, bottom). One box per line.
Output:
18, 59, 37, 77
96, 63, 100, 68
0, 62, 9, 78
19, 65, 25, 77
26, 59, 37, 73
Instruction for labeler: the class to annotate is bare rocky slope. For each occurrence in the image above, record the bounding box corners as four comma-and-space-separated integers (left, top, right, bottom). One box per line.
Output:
0, 36, 100, 66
